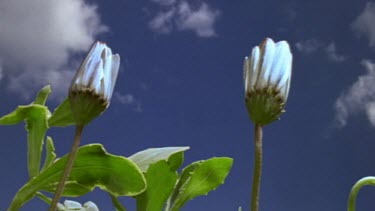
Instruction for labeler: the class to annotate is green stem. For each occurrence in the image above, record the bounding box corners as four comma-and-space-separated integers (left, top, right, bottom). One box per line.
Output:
348, 176, 375, 211
110, 194, 127, 211
250, 124, 263, 211
48, 125, 84, 211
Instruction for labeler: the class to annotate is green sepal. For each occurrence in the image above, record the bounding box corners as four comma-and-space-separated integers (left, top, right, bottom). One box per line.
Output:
245, 87, 285, 125
69, 89, 108, 126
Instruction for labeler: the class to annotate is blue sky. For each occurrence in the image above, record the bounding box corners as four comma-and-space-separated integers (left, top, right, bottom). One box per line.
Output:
1, 0, 375, 210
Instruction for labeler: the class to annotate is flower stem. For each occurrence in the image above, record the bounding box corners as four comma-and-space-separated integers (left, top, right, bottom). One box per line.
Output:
347, 176, 375, 211
109, 193, 127, 211
250, 124, 263, 211
48, 125, 84, 211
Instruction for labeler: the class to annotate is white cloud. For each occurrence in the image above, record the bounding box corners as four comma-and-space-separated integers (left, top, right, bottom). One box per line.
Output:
176, 2, 220, 37
295, 39, 323, 54
352, 2, 375, 47
295, 39, 346, 63
149, 9, 176, 34
114, 92, 142, 112
0, 0, 108, 99
325, 43, 346, 62
334, 60, 375, 127
148, 0, 220, 37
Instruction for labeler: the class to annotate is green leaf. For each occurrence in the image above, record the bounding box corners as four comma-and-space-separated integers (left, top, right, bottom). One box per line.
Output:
136, 160, 177, 211
48, 97, 75, 127
8, 144, 146, 210
41, 136, 56, 172
168, 157, 233, 211
129, 147, 189, 172
33, 85, 51, 105
0, 104, 50, 178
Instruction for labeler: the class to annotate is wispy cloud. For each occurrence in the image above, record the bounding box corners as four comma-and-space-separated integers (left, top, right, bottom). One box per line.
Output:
334, 60, 375, 128
352, 2, 375, 47
295, 39, 323, 54
325, 43, 346, 62
114, 92, 142, 112
0, 0, 107, 99
295, 39, 346, 62
148, 0, 220, 37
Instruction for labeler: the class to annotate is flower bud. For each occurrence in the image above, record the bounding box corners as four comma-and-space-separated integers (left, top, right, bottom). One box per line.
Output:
244, 38, 292, 125
69, 41, 120, 126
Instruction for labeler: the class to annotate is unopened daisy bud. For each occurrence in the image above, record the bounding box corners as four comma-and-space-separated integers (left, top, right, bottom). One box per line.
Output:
244, 38, 292, 125
69, 41, 120, 126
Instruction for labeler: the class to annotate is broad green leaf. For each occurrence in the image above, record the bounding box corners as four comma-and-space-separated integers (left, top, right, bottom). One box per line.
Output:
168, 157, 233, 211
48, 98, 75, 127
8, 144, 146, 210
0, 104, 49, 178
136, 160, 177, 211
41, 136, 56, 172
33, 85, 51, 105
129, 147, 189, 172
166, 162, 199, 210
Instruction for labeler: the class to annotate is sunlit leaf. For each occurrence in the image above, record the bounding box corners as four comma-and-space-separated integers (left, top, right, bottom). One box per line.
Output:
8, 144, 146, 210
48, 98, 75, 127
136, 160, 177, 211
129, 147, 189, 172
168, 157, 233, 211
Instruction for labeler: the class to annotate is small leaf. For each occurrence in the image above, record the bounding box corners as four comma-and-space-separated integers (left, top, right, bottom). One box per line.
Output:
8, 144, 146, 210
0, 104, 45, 125
48, 98, 75, 127
168, 157, 233, 211
41, 136, 56, 172
0, 104, 50, 178
129, 147, 189, 172
136, 160, 177, 211
33, 85, 52, 105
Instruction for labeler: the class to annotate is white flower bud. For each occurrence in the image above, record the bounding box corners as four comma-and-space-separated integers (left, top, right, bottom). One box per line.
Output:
69, 41, 120, 126
244, 38, 292, 125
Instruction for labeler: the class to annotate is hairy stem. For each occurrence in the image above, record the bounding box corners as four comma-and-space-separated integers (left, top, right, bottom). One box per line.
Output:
48, 125, 84, 211
250, 124, 263, 211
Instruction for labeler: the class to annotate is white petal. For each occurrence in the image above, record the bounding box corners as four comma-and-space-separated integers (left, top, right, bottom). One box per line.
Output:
93, 59, 104, 95
64, 200, 83, 209
57, 203, 66, 211
102, 47, 113, 101
81, 43, 105, 87
108, 54, 120, 102
249, 46, 260, 90
270, 41, 292, 89
243, 57, 250, 93
255, 38, 276, 89
83, 201, 99, 211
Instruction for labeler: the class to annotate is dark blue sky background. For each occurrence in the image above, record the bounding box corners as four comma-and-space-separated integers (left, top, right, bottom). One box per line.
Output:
1, 0, 375, 210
